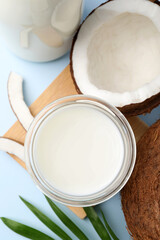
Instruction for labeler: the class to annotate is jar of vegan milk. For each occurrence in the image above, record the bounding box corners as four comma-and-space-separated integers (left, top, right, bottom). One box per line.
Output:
0, 0, 83, 62
25, 95, 136, 206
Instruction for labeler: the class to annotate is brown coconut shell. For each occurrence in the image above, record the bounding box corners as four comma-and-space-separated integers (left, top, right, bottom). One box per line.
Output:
119, 92, 160, 117
70, 0, 160, 117
121, 119, 160, 240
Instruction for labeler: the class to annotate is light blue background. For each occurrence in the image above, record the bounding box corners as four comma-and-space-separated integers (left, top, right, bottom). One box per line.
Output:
0, 0, 159, 239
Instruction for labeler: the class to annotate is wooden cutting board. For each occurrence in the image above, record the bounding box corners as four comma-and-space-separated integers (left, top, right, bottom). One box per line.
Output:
4, 65, 148, 219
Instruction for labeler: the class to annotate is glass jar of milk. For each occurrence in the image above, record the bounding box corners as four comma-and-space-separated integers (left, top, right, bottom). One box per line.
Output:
0, 0, 83, 62
25, 95, 136, 206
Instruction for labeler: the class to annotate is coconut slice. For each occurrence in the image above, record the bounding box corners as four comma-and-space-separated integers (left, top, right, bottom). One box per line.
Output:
71, 0, 160, 116
51, 0, 83, 36
0, 138, 24, 161
20, 27, 33, 48
33, 26, 63, 48
8, 72, 34, 131
121, 120, 160, 239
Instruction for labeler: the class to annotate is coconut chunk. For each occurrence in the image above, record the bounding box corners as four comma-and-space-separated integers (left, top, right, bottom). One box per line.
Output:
8, 72, 34, 131
33, 26, 63, 47
0, 138, 24, 161
51, 0, 82, 36
20, 27, 33, 48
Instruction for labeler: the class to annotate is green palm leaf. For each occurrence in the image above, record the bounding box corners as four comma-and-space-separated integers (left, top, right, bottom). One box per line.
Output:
1, 195, 119, 240
45, 196, 89, 240
101, 210, 119, 240
20, 196, 71, 240
84, 207, 111, 240
1, 218, 55, 240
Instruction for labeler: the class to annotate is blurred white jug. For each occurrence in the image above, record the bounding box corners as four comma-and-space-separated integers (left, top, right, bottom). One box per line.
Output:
0, 0, 83, 62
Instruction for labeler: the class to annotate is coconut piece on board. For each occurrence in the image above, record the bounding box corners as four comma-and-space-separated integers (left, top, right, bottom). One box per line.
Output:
8, 72, 34, 131
121, 120, 160, 240
0, 138, 24, 161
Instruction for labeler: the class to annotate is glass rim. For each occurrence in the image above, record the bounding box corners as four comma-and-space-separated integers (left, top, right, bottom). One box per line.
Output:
25, 95, 136, 207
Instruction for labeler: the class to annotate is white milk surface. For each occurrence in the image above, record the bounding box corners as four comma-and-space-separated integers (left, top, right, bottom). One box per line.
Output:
34, 105, 124, 196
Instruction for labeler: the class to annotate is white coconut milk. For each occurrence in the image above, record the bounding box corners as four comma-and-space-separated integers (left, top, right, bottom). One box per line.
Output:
33, 104, 124, 196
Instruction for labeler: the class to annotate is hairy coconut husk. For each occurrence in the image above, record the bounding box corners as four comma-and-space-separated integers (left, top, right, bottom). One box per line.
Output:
70, 0, 160, 117
121, 120, 160, 240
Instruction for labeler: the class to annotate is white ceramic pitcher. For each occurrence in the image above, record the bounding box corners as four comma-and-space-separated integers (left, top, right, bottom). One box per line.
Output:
0, 0, 83, 62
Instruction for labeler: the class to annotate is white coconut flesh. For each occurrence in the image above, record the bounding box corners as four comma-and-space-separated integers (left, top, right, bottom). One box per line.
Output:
8, 72, 34, 131
0, 138, 24, 161
72, 0, 160, 107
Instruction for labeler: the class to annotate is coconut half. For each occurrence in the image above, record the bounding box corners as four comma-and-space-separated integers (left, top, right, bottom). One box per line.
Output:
71, 0, 160, 116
